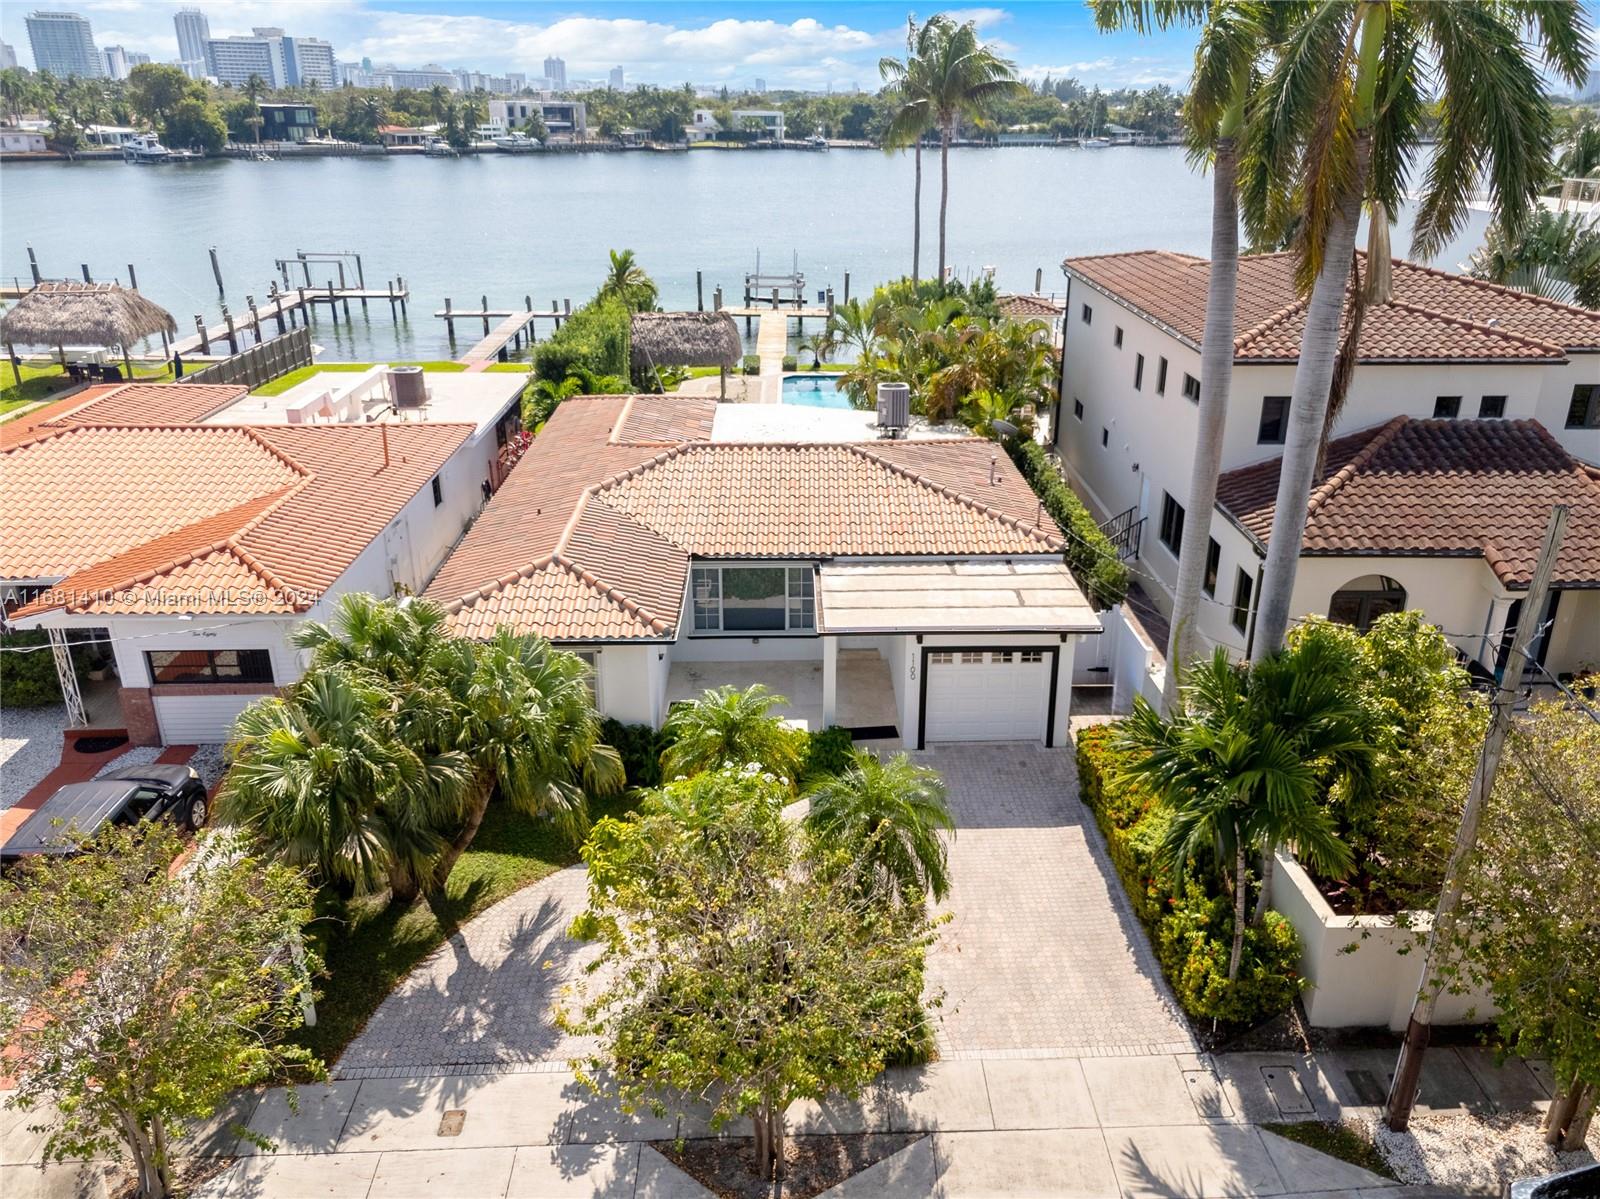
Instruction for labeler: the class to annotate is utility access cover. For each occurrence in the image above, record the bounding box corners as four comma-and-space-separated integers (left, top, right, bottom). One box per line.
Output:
438, 1110, 466, 1137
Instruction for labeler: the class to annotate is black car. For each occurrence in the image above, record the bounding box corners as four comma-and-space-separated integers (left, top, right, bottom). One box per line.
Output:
1, 764, 208, 864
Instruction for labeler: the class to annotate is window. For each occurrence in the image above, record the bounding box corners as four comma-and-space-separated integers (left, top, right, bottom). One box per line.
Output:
1134, 353, 1145, 391
690, 565, 815, 633
1231, 569, 1253, 634
992, 651, 1014, 663
1156, 357, 1168, 395
1478, 395, 1506, 419
1073, 398, 1084, 421
573, 650, 598, 701
1566, 383, 1600, 429
1433, 396, 1462, 419
1080, 303, 1093, 325
1114, 326, 1124, 349
1019, 649, 1044, 664
1158, 492, 1185, 555
960, 651, 984, 664
1182, 373, 1201, 403
1329, 574, 1408, 633
1203, 538, 1221, 597
929, 651, 955, 665
1258, 396, 1289, 445
146, 649, 274, 686
431, 476, 443, 506
1101, 427, 1110, 448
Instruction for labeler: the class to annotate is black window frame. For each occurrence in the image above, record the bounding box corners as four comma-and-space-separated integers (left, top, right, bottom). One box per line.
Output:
1433, 395, 1462, 419
431, 476, 443, 506
1133, 353, 1145, 391
1073, 398, 1084, 421
1158, 492, 1185, 555
1566, 383, 1600, 429
1080, 303, 1093, 325
1100, 426, 1109, 448
1114, 325, 1124, 349
1258, 395, 1289, 445
1477, 395, 1506, 419
1156, 357, 1168, 395
1203, 538, 1221, 597
1182, 373, 1201, 403
1231, 569, 1253, 634
145, 648, 275, 686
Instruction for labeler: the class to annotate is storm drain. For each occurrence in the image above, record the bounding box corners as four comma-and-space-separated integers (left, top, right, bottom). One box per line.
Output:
438, 1110, 466, 1137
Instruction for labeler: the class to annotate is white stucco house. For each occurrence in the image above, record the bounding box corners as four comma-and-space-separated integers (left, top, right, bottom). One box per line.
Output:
1054, 249, 1600, 681
425, 394, 1100, 747
3, 371, 527, 744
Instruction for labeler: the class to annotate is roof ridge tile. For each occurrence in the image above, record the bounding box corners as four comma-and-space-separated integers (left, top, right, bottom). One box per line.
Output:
1304, 415, 1409, 524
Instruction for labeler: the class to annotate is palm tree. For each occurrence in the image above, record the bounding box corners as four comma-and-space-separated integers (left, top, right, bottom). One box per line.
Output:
813, 295, 886, 365
427, 83, 451, 124
880, 15, 947, 284
1115, 644, 1365, 979
1467, 208, 1600, 309
596, 248, 659, 311
918, 20, 1024, 282
660, 685, 804, 786
804, 750, 954, 907
1094, 1, 1279, 707
1239, 1, 1591, 660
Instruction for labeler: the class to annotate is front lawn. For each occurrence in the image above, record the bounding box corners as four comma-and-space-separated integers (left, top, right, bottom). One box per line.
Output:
290, 790, 633, 1068
252, 360, 530, 396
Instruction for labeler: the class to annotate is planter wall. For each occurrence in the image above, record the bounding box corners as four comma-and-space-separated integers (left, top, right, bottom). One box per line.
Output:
1270, 849, 1496, 1031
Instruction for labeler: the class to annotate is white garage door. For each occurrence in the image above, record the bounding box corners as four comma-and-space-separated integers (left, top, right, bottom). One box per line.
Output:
924, 649, 1051, 743
153, 695, 260, 744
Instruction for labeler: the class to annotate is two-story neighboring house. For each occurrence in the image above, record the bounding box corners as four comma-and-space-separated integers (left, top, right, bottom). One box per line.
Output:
1055, 250, 1600, 681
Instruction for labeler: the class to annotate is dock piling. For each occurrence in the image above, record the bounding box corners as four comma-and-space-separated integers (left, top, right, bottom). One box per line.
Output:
209, 247, 225, 299
696, 270, 704, 312
843, 272, 850, 305
714, 286, 723, 312
397, 276, 407, 317
444, 298, 456, 343
194, 315, 209, 355
127, 263, 138, 291
270, 284, 287, 334
327, 281, 339, 325
482, 295, 491, 336
81, 264, 92, 283
222, 308, 238, 354
246, 296, 262, 342
1035, 267, 1043, 293
26, 246, 41, 286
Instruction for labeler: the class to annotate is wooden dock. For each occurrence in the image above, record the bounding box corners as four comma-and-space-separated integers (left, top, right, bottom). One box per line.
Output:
169, 280, 409, 357
461, 311, 544, 363
720, 305, 832, 319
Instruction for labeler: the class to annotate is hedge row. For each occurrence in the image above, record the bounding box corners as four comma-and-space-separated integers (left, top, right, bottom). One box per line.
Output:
1077, 724, 1302, 1027
531, 296, 630, 383
0, 630, 87, 707
1006, 439, 1129, 607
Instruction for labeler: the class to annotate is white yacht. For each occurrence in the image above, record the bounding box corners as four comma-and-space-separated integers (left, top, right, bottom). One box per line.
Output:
121, 132, 171, 163
423, 136, 458, 157
493, 132, 540, 152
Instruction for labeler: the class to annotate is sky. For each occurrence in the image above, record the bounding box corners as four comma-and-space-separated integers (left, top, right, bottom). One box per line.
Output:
2, 1, 1209, 91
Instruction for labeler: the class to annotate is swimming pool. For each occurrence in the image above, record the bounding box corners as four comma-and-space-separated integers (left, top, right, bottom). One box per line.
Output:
780, 374, 854, 409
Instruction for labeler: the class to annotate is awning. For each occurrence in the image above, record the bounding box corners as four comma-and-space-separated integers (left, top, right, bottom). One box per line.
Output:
818, 562, 1102, 635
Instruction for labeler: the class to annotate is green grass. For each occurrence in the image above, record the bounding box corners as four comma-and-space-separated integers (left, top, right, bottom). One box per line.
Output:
1262, 1121, 1394, 1180
0, 361, 175, 408
290, 791, 634, 1069
252, 360, 529, 396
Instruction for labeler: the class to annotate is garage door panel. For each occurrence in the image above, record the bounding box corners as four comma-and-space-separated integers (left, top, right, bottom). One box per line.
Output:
153, 695, 260, 744
924, 649, 1050, 743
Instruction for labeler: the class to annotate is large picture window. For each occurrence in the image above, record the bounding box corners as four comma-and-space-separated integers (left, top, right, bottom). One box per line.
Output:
146, 649, 274, 685
691, 565, 815, 633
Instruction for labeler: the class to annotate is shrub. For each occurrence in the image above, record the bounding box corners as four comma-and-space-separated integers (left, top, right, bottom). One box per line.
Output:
0, 630, 87, 707
601, 719, 673, 790
531, 296, 630, 383
1006, 438, 1128, 606
1156, 885, 1304, 1025
801, 725, 854, 784
741, 354, 760, 375
781, 355, 797, 371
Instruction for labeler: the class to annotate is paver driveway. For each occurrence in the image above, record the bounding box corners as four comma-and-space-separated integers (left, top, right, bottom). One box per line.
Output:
916, 742, 1193, 1058
337, 738, 1191, 1078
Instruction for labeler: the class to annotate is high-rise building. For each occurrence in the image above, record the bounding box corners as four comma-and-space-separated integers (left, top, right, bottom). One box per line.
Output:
206, 32, 283, 88
543, 56, 566, 89
608, 65, 624, 90
753, 77, 766, 91
127, 51, 150, 67
174, 8, 210, 78
0, 41, 18, 70
1583, 68, 1600, 102
101, 44, 128, 79
283, 36, 336, 87
24, 11, 104, 78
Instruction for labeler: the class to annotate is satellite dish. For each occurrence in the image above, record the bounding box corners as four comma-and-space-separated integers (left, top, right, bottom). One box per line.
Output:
990, 418, 1020, 440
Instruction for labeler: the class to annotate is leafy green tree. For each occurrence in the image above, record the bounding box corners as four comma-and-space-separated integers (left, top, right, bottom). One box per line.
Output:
596, 248, 659, 311
164, 95, 227, 154
0, 824, 322, 1199
0, 68, 38, 122
126, 63, 192, 126
804, 749, 954, 906
560, 766, 939, 1180
1115, 642, 1368, 979
660, 684, 804, 786
1240, 1, 1592, 658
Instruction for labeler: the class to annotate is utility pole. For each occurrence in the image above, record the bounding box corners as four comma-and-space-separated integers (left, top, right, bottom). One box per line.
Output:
1383, 504, 1568, 1132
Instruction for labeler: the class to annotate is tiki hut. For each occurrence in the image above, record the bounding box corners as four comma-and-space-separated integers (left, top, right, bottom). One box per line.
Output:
0, 281, 178, 382
629, 310, 742, 399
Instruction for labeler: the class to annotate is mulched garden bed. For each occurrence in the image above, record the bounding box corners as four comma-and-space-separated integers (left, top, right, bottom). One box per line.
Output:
654, 1132, 923, 1199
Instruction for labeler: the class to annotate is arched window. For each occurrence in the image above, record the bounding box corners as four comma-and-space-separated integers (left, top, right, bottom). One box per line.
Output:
1328, 574, 1408, 633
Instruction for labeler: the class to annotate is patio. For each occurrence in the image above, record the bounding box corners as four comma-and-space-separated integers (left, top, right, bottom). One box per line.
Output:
665, 648, 900, 740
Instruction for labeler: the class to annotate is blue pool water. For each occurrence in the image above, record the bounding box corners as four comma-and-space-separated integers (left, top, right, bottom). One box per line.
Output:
780, 374, 853, 409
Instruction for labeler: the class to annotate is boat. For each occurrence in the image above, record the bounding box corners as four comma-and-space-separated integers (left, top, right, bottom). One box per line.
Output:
493, 132, 540, 153
1078, 136, 1110, 149
423, 136, 458, 157
121, 132, 172, 163
807, 134, 828, 151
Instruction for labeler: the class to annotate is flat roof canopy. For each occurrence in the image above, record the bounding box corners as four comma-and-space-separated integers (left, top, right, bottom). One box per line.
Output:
819, 561, 1101, 635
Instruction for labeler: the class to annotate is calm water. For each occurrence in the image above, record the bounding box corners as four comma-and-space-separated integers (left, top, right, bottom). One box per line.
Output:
0, 147, 1488, 361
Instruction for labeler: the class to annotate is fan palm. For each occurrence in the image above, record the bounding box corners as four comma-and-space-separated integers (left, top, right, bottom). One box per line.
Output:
1467, 208, 1600, 310
1115, 643, 1367, 979
660, 685, 804, 786
803, 750, 954, 907
918, 19, 1024, 282
597, 248, 659, 311
1239, 0, 1592, 660
880, 15, 948, 284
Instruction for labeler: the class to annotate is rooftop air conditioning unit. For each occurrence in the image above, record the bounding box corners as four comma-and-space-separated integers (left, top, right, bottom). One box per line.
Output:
876, 382, 910, 436
388, 365, 426, 408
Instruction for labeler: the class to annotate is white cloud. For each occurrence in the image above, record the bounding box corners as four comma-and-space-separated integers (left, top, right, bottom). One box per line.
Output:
1018, 56, 1189, 88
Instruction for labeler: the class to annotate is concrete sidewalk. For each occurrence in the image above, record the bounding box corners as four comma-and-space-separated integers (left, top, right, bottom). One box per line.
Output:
2, 1053, 1473, 1198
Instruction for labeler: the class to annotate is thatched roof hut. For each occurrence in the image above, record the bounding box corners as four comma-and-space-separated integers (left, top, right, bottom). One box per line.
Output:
629, 311, 742, 372
1, 282, 177, 375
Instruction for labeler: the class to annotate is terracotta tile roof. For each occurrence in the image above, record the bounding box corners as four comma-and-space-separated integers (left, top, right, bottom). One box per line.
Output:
1215, 417, 1600, 588
996, 293, 1064, 319
0, 383, 247, 449
425, 395, 1064, 641
6, 421, 472, 617
1062, 251, 1600, 363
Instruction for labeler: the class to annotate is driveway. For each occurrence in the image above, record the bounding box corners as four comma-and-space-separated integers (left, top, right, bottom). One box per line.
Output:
916, 742, 1193, 1058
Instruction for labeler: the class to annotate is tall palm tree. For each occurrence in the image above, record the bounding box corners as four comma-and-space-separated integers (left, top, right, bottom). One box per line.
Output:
660, 685, 804, 786
1115, 643, 1366, 979
596, 248, 659, 311
1093, 2, 1280, 707
427, 83, 451, 124
918, 19, 1023, 282
880, 15, 947, 285
1240, 1, 1591, 660
804, 750, 954, 907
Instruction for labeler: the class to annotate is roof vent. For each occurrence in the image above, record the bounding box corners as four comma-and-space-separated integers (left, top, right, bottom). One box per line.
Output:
389, 366, 426, 408
876, 382, 910, 437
